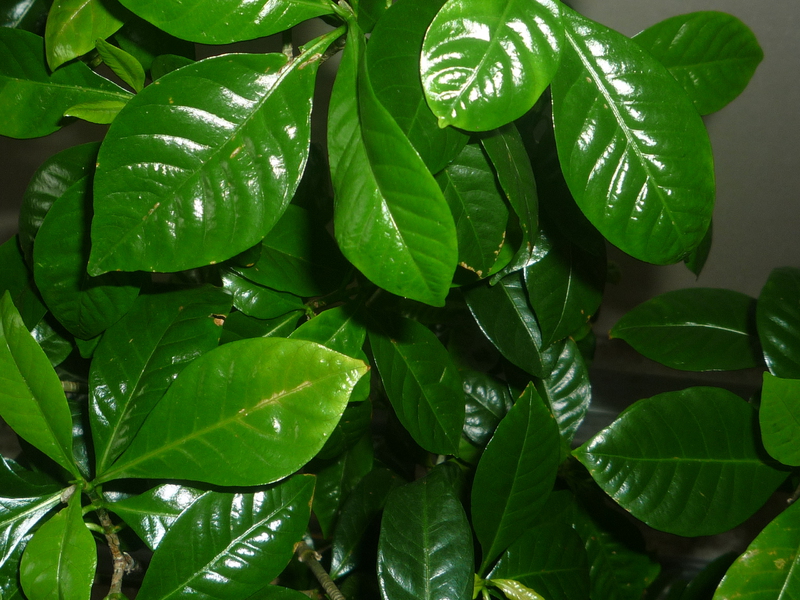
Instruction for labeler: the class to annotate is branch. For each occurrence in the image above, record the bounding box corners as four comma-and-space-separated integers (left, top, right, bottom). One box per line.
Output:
94, 504, 134, 595
294, 541, 345, 600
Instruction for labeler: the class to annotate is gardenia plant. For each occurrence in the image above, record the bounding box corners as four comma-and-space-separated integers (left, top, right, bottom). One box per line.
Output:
1, 0, 797, 599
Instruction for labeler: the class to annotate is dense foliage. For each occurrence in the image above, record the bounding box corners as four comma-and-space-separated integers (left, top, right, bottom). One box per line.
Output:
1, 0, 797, 599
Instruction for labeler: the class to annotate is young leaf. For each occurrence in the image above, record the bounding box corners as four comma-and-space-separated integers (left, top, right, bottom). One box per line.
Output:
94, 37, 145, 92
220, 310, 302, 345
471, 384, 561, 571
611, 288, 761, 371
44, 0, 127, 69
88, 30, 342, 275
0, 236, 46, 331
0, 493, 61, 569
0, 28, 132, 139
462, 369, 513, 448
63, 99, 127, 123
136, 476, 314, 600
633, 11, 763, 115
551, 8, 715, 265
96, 338, 368, 486
90, 285, 231, 474
574, 386, 789, 536
0, 291, 78, 476
221, 270, 306, 320
19, 492, 96, 600
369, 316, 464, 456
759, 373, 800, 466
377, 474, 473, 600
757, 267, 800, 379
421, 0, 562, 131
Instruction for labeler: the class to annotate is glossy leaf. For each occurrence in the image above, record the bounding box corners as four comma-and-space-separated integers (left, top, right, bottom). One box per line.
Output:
1, 0, 53, 33
221, 270, 305, 320
329, 26, 458, 307
18, 142, 99, 265
33, 177, 142, 340
95, 37, 144, 92
0, 493, 61, 569
89, 31, 341, 275
19, 492, 96, 600
0, 28, 131, 138
471, 384, 560, 570
0, 291, 78, 476
136, 476, 314, 600
369, 316, 464, 455
97, 338, 368, 486
317, 402, 372, 463
462, 369, 513, 448
757, 267, 800, 379
149, 53, 193, 80
0, 455, 61, 498
421, 0, 562, 131
0, 236, 46, 331
575, 387, 788, 536
109, 484, 205, 550
684, 219, 713, 277
633, 11, 763, 115
713, 498, 800, 600
116, 0, 335, 44
44, 0, 127, 69
377, 474, 473, 600
112, 14, 194, 72
249, 587, 311, 600
290, 304, 366, 360
90, 285, 231, 474
551, 8, 715, 265
0, 530, 27, 600
490, 580, 544, 600
366, 0, 468, 173
437, 143, 509, 277
220, 310, 302, 345
63, 99, 127, 123
760, 373, 800, 467
611, 288, 761, 371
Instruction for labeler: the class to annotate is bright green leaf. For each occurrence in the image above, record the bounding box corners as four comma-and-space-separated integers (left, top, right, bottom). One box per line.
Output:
489, 579, 544, 600
44, 0, 127, 69
684, 220, 713, 277
94, 37, 144, 92
760, 373, 800, 467
290, 304, 366, 360
63, 99, 127, 123
351, 0, 388, 33
221, 270, 305, 320
31, 317, 73, 367
0, 493, 61, 569
757, 267, 800, 379
220, 310, 302, 345
0, 236, 46, 331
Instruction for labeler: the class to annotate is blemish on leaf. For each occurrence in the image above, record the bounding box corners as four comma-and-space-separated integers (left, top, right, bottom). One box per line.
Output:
230, 146, 243, 159
168, 97, 174, 104
459, 261, 482, 277
210, 313, 226, 326
299, 53, 322, 69
775, 558, 787, 569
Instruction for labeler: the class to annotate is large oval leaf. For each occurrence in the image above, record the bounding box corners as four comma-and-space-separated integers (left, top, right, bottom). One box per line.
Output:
574, 387, 788, 536
757, 267, 800, 379
551, 8, 715, 265
44, 0, 127, 69
0, 493, 61, 570
611, 288, 761, 371
759, 373, 800, 467
421, 0, 562, 131
221, 269, 305, 320
136, 476, 314, 600
96, 337, 368, 486
633, 11, 763, 115
462, 369, 513, 448
88, 31, 340, 275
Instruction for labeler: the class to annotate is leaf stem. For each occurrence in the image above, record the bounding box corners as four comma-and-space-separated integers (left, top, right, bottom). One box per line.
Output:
282, 28, 294, 59
88, 491, 133, 596
295, 541, 345, 600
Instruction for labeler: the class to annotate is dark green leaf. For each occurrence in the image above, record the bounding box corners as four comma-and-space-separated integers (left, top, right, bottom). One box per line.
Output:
611, 288, 761, 371
95, 37, 144, 92
1, 0, 53, 33
471, 384, 560, 570
351, 0, 388, 33
109, 484, 205, 550
63, 98, 127, 123
117, 0, 335, 43
574, 386, 788, 536
633, 11, 763, 115
19, 492, 96, 600
369, 316, 464, 455
0, 455, 60, 498
247, 586, 312, 600
74, 332, 100, 358
366, 0, 468, 172
757, 267, 800, 378
0, 493, 61, 573
149, 53, 193, 80
136, 476, 314, 600
684, 220, 713, 277
680, 551, 736, 600
113, 14, 194, 72
551, 8, 715, 265
0, 28, 131, 138
31, 315, 73, 367
316, 400, 372, 461
0, 529, 27, 600
97, 338, 368, 486
220, 310, 302, 345
33, 177, 142, 340
0, 291, 78, 476
377, 474, 473, 600
420, 0, 562, 131
44, 0, 127, 69
760, 373, 800, 467
329, 26, 457, 307
89, 285, 231, 474
462, 369, 513, 448
88, 31, 341, 275
0, 236, 46, 330
221, 270, 305, 320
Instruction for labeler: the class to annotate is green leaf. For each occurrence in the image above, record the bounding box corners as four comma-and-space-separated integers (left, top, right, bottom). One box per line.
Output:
489, 580, 544, 600
63, 99, 127, 123
95, 37, 144, 92
1, 0, 53, 33
0, 455, 61, 498
369, 316, 464, 455
290, 304, 366, 360
221, 270, 305, 320
611, 288, 761, 371
574, 386, 788, 536
149, 52, 193, 80
112, 14, 194, 72
44, 0, 127, 69
551, 8, 715, 265
420, 0, 562, 131
437, 143, 509, 277
0, 493, 61, 572
19, 142, 100, 265
33, 176, 142, 340
472, 384, 560, 571
684, 219, 713, 277
97, 338, 368, 486
248, 586, 312, 600
377, 474, 473, 600
90, 285, 231, 475
760, 373, 800, 467
329, 26, 457, 307
757, 267, 800, 379
0, 291, 78, 476
109, 484, 205, 550
0, 28, 132, 138
136, 476, 314, 600
31, 316, 74, 367
366, 0, 468, 173
316, 401, 372, 462
0, 530, 28, 600
713, 499, 800, 600
220, 310, 302, 345
20, 492, 96, 600
462, 369, 513, 448
633, 11, 763, 115
0, 236, 46, 331
88, 30, 341, 275
117, 0, 335, 44
351, 0, 388, 33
